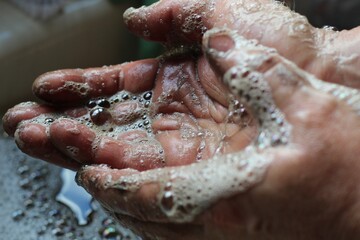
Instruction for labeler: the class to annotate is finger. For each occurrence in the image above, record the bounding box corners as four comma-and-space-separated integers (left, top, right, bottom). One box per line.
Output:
126, 0, 360, 88
14, 122, 80, 170
203, 28, 343, 128
124, 0, 210, 44
76, 165, 168, 222
76, 147, 272, 223
203, 28, 281, 76
33, 59, 159, 104
112, 213, 203, 240
124, 1, 182, 42
2, 102, 54, 136
93, 136, 165, 170
49, 118, 96, 164
49, 119, 165, 170
124, 0, 320, 66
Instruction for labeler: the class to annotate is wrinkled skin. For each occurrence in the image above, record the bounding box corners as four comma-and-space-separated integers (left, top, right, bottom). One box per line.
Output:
2, 0, 360, 239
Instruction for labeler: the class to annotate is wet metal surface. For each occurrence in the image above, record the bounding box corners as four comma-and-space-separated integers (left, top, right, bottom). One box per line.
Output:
56, 169, 93, 226
0, 121, 139, 240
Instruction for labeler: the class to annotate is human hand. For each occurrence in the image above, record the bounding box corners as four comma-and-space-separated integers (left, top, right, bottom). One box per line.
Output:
125, 0, 360, 89
3, 0, 360, 239
6, 31, 360, 239
4, 49, 257, 170
73, 29, 360, 239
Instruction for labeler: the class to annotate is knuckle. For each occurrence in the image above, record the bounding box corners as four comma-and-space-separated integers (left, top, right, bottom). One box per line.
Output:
294, 92, 338, 127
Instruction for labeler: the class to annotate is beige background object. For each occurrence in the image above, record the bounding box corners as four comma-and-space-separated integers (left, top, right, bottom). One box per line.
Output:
0, 0, 138, 112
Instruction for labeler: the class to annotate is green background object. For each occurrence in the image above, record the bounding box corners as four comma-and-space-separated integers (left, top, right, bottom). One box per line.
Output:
111, 0, 163, 59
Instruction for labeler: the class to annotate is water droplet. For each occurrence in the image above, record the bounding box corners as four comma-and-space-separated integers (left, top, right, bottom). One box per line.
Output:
122, 93, 130, 100
97, 98, 111, 108
45, 118, 55, 124
33, 182, 46, 191
55, 219, 67, 227
17, 165, 29, 175
65, 232, 75, 238
102, 218, 115, 227
90, 108, 111, 126
52, 227, 65, 236
37, 226, 47, 235
99, 226, 122, 239
19, 178, 31, 189
24, 199, 35, 209
271, 135, 282, 146
143, 91, 152, 100
164, 182, 172, 191
144, 101, 151, 108
48, 209, 60, 217
79, 87, 87, 93
275, 117, 284, 126
160, 191, 174, 211
39, 202, 50, 213
12, 210, 25, 221
30, 171, 44, 180
87, 99, 97, 108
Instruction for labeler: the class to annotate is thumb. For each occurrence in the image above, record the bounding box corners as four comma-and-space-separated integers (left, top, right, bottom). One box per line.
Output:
202, 28, 359, 138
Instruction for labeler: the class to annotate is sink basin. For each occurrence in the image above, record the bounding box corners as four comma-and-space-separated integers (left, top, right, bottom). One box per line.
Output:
0, 1, 141, 239
0, 124, 140, 239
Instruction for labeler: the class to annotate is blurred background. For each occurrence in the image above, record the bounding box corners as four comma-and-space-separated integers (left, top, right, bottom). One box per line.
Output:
0, 0, 360, 239
0, 0, 142, 112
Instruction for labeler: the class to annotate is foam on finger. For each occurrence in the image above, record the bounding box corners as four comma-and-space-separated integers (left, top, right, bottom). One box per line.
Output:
32, 59, 159, 104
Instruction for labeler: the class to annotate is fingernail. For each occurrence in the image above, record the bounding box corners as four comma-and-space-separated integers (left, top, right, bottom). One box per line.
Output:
206, 31, 235, 54
123, 7, 137, 20
75, 165, 98, 187
75, 166, 88, 187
